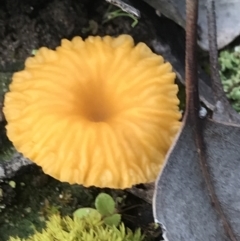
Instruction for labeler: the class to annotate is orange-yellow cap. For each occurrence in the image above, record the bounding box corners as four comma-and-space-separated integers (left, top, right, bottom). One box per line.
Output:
3, 35, 181, 188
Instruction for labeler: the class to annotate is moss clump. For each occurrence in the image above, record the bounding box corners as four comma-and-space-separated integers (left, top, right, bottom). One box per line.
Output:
219, 46, 240, 112
8, 214, 144, 241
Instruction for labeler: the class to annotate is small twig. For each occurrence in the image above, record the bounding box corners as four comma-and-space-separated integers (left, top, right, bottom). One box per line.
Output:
105, 0, 141, 18
185, 0, 199, 120
103, 9, 139, 27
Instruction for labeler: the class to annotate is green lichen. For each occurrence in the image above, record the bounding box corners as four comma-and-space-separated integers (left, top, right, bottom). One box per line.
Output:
8, 214, 144, 241
219, 46, 240, 112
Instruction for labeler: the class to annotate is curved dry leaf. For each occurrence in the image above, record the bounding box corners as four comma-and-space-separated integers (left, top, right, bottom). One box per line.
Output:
153, 0, 240, 240
153, 118, 240, 240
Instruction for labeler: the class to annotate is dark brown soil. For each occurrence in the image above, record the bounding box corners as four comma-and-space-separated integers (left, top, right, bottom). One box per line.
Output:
0, 0, 187, 72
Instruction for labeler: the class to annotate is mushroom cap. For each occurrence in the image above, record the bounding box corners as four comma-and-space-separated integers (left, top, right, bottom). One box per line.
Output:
3, 35, 181, 188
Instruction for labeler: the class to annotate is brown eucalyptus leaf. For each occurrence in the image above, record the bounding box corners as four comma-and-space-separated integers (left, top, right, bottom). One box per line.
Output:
153, 117, 240, 240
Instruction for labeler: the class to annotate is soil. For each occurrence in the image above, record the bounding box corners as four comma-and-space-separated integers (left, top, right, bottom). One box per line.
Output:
0, 0, 192, 74
0, 0, 179, 240
0, 0, 172, 71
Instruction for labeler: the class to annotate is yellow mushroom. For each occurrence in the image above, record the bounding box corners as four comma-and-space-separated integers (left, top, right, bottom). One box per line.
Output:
3, 35, 181, 188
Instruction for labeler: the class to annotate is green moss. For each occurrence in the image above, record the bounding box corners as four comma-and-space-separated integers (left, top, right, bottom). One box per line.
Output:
0, 167, 98, 241
219, 46, 240, 112
8, 214, 144, 241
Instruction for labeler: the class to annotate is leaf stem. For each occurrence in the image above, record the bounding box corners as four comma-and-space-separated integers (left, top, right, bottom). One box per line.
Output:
185, 0, 199, 120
